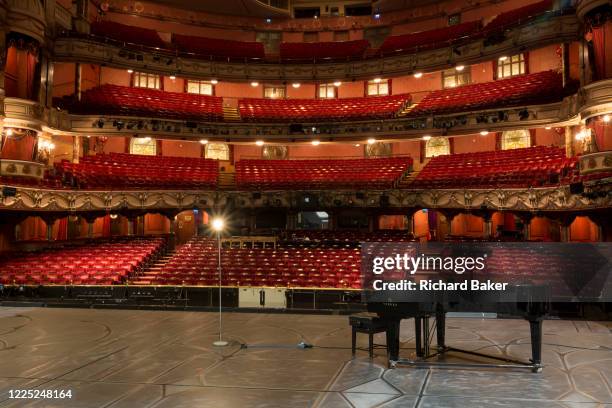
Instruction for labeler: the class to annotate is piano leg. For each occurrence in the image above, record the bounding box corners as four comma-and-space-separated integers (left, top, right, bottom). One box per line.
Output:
528, 318, 543, 373
415, 317, 423, 358
386, 319, 401, 365
436, 305, 446, 352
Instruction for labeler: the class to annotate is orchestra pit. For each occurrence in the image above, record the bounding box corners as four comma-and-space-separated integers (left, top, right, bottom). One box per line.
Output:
0, 0, 610, 406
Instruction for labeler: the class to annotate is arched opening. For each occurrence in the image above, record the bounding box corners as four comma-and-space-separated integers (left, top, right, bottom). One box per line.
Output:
130, 137, 157, 156
175, 210, 198, 245
425, 137, 450, 158
205, 143, 230, 161
501, 129, 531, 150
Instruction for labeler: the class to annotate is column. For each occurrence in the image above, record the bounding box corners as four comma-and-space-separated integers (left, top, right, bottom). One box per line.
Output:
126, 215, 136, 236
367, 212, 377, 233
72, 135, 80, 163
42, 216, 58, 241
565, 126, 575, 158
482, 213, 493, 240
558, 215, 576, 243
75, 62, 82, 101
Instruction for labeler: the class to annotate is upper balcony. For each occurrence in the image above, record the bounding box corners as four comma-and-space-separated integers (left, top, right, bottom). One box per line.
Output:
53, 7, 579, 82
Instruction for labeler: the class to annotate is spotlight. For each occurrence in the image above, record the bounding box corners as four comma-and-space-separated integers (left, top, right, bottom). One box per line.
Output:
255, 140, 264, 146
333, 81, 342, 87
422, 135, 431, 141
200, 139, 208, 144
367, 138, 376, 144
604, 114, 611, 123
250, 81, 259, 87
455, 65, 465, 71
480, 130, 489, 136
292, 82, 301, 88
413, 72, 423, 78
311, 140, 320, 146
211, 79, 218, 85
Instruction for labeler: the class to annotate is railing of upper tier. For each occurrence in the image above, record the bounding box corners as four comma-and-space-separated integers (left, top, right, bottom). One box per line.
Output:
58, 7, 574, 65
237, 154, 414, 160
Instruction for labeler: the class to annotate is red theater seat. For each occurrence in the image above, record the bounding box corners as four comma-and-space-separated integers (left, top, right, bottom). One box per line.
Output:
482, 0, 554, 34
235, 157, 413, 190
280, 40, 369, 62
238, 94, 411, 122
90, 21, 167, 50
407, 70, 564, 117
172, 34, 265, 60
55, 153, 219, 190
57, 84, 224, 122
0, 238, 165, 286
412, 146, 576, 189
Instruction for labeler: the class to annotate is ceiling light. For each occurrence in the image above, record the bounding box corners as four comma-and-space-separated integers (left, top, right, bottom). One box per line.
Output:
127, 69, 133, 73
373, 77, 382, 83
498, 56, 508, 62
292, 82, 301, 88
311, 140, 320, 146
169, 75, 176, 80
255, 140, 264, 146
545, 126, 552, 130
211, 79, 218, 85
422, 135, 431, 141
480, 130, 489, 136
604, 114, 611, 123
455, 65, 465, 71
354, 143, 360, 147
110, 214, 118, 219
413, 72, 423, 79
333, 81, 342, 87
367, 138, 376, 144
250, 81, 259, 87
200, 139, 208, 144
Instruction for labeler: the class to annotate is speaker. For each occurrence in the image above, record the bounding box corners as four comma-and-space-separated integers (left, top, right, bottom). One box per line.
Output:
379, 195, 390, 207
1, 187, 17, 197
569, 182, 584, 194
252, 192, 262, 200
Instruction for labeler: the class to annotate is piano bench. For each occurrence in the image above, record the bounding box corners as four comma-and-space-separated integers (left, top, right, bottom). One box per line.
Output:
349, 313, 389, 359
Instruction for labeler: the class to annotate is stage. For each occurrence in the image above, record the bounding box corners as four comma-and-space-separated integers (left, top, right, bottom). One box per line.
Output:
0, 307, 609, 407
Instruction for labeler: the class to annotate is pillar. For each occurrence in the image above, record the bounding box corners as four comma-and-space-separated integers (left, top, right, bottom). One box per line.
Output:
75, 62, 82, 101
72, 136, 80, 163
561, 42, 570, 88
558, 215, 576, 242
482, 213, 493, 240
367, 213, 377, 233
565, 126, 575, 158
41, 216, 58, 241
126, 216, 136, 236
286, 211, 298, 230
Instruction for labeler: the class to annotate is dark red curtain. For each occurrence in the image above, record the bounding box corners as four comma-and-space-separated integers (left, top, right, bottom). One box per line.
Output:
56, 218, 68, 241
592, 27, 606, 80
1, 130, 37, 160
589, 122, 605, 151
102, 215, 112, 237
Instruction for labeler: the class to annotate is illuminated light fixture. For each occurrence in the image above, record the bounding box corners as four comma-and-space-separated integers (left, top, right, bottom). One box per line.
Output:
373, 77, 382, 83
110, 214, 118, 219
211, 79, 218, 85
480, 130, 489, 136
545, 126, 552, 130
6, 128, 13, 136
455, 65, 465, 71
354, 143, 360, 147
200, 139, 208, 144
413, 72, 423, 79
292, 82, 301, 88
255, 140, 264, 146
498, 56, 508, 62
143, 136, 152, 142
212, 217, 224, 231
604, 114, 611, 123
311, 140, 320, 146
127, 69, 134, 73
250, 81, 259, 87
575, 131, 585, 141
265, 18, 272, 23
333, 81, 342, 87
210, 216, 228, 347
422, 135, 432, 141
373, 13, 381, 19
367, 138, 376, 144
48, 143, 55, 150
169, 75, 176, 80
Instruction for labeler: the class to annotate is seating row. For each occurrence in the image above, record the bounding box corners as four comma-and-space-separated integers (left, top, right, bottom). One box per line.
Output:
280, 40, 370, 62
235, 157, 413, 190
0, 238, 165, 285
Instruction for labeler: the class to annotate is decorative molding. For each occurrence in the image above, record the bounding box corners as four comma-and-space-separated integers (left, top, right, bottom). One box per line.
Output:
576, 0, 610, 20
5, 0, 46, 44
0, 160, 45, 179
4, 97, 71, 133
1, 184, 609, 214
52, 14, 579, 82
579, 151, 612, 175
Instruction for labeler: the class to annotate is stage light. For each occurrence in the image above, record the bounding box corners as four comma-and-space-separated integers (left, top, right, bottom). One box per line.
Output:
604, 114, 611, 123
250, 81, 259, 87
333, 81, 342, 87
367, 138, 376, 144
127, 69, 133, 73
455, 65, 465, 71
211, 79, 218, 85
422, 135, 431, 141
480, 130, 489, 136
200, 139, 208, 144
311, 140, 320, 146
413, 72, 423, 78
373, 77, 382, 83
255, 140, 264, 146
498, 56, 508, 62
6, 128, 13, 136
211, 217, 224, 231
292, 82, 301, 88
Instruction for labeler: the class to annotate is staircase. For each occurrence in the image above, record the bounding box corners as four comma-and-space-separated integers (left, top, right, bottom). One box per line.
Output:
397, 103, 418, 117
222, 105, 241, 122
131, 249, 176, 285
218, 165, 236, 190
396, 162, 425, 188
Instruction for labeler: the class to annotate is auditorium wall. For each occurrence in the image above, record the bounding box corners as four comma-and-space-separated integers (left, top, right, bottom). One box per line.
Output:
161, 140, 201, 157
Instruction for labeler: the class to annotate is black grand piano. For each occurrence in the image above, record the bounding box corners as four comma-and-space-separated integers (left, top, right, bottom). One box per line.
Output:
367, 285, 550, 372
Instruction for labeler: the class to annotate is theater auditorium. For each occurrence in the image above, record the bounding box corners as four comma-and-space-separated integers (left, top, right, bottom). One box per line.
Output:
0, 0, 610, 406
